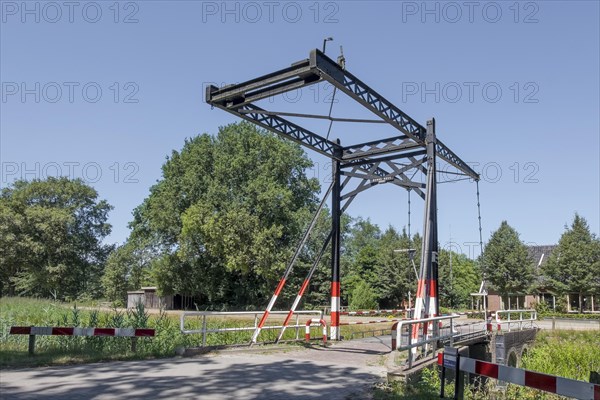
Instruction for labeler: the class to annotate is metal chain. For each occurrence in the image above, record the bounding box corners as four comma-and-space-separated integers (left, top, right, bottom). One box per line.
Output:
476, 180, 483, 256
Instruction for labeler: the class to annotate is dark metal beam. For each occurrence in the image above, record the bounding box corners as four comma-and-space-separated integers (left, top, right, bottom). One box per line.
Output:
208, 100, 342, 158
205, 49, 480, 180
309, 49, 479, 180
207, 59, 319, 107
342, 135, 422, 160
309, 49, 426, 143
341, 150, 427, 168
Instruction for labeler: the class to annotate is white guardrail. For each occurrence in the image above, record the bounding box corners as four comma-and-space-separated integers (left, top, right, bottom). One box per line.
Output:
495, 309, 537, 332
392, 315, 460, 369
180, 310, 323, 346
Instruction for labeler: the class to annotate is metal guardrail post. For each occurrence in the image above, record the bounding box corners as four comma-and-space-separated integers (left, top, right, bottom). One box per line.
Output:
407, 332, 413, 369
202, 315, 207, 347
28, 334, 35, 356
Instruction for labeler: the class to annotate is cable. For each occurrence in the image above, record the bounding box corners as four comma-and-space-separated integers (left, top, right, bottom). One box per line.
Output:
476, 180, 483, 256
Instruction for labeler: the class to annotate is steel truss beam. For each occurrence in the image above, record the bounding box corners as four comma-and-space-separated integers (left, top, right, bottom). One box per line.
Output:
206, 49, 478, 180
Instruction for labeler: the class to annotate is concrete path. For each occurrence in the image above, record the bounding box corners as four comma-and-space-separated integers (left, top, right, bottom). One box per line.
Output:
0, 337, 391, 400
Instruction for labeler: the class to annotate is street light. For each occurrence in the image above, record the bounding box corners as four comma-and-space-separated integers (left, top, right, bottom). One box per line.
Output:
394, 248, 418, 279
322, 37, 333, 53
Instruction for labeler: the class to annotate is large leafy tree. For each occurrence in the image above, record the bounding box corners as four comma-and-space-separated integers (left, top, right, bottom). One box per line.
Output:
438, 249, 481, 309
543, 214, 600, 310
0, 177, 112, 299
372, 226, 418, 309
121, 122, 320, 308
481, 221, 534, 295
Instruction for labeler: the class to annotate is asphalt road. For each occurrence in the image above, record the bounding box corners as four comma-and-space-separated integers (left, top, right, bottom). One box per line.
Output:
1, 318, 597, 399
0, 337, 391, 400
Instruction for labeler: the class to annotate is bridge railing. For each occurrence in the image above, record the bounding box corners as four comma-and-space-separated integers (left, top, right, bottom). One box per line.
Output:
495, 309, 537, 332
392, 315, 460, 369
180, 310, 323, 347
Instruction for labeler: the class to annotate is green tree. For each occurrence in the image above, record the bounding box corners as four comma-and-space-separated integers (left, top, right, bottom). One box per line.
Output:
101, 241, 152, 305
349, 280, 377, 310
0, 177, 112, 299
341, 217, 381, 305
372, 226, 416, 309
481, 221, 534, 295
543, 214, 600, 312
438, 249, 481, 309
122, 122, 320, 308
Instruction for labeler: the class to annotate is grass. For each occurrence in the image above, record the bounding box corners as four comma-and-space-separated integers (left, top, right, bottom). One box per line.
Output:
372, 330, 600, 399
0, 297, 322, 368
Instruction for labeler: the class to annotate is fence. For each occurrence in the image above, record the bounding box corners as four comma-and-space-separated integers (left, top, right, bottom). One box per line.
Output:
391, 315, 460, 369
438, 348, 600, 399
180, 310, 323, 346
495, 309, 537, 332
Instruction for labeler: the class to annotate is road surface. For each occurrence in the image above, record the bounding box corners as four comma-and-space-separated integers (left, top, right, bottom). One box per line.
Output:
1, 337, 391, 400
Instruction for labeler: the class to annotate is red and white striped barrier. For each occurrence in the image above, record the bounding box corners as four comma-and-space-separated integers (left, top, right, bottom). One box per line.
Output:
438, 352, 600, 400
339, 318, 406, 326
340, 309, 412, 316
304, 319, 327, 344
10, 326, 155, 337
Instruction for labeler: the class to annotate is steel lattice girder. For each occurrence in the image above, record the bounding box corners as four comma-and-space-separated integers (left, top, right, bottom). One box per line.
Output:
205, 48, 479, 181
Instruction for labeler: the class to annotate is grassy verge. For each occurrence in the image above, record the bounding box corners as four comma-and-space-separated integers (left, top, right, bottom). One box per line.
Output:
372, 330, 600, 399
0, 297, 385, 368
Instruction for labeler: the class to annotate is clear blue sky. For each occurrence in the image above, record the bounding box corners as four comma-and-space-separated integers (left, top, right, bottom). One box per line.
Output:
1, 1, 599, 258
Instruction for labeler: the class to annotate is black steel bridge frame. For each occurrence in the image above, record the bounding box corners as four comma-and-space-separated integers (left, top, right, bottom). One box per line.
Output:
206, 49, 480, 340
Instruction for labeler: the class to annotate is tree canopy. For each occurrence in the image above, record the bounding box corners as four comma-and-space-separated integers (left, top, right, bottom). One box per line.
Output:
543, 214, 600, 297
0, 177, 112, 300
481, 221, 534, 295
109, 122, 322, 308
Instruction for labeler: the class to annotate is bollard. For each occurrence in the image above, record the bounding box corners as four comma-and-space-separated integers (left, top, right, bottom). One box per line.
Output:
131, 337, 137, 353
28, 334, 36, 356
391, 322, 399, 350
552, 317, 556, 330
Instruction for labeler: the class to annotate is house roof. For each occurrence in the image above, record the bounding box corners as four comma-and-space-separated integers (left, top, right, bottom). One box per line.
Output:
527, 245, 557, 269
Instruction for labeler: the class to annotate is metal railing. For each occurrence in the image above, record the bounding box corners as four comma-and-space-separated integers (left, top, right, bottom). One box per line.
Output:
393, 315, 460, 369
495, 309, 537, 332
180, 310, 323, 346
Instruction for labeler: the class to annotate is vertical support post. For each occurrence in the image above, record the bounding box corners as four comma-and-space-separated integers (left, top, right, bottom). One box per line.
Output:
454, 352, 461, 400
202, 315, 207, 347
440, 360, 446, 398
330, 141, 342, 341
28, 334, 36, 356
413, 118, 439, 355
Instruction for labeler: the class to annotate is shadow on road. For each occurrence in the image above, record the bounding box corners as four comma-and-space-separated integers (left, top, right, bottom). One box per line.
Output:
2, 354, 382, 399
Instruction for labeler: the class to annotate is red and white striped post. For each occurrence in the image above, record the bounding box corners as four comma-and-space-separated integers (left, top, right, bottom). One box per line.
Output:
391, 321, 399, 350
304, 319, 327, 344
330, 149, 341, 341
276, 231, 332, 343
252, 182, 334, 344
